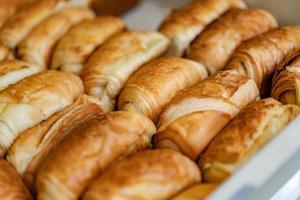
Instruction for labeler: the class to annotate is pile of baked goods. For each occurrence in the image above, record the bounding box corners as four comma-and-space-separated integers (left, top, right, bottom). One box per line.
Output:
0, 0, 299, 199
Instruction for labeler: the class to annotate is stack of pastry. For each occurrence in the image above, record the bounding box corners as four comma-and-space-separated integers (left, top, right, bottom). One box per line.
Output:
0, 0, 299, 200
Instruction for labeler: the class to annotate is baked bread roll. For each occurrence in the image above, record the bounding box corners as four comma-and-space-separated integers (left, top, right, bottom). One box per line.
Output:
272, 66, 300, 105
0, 0, 65, 49
36, 111, 156, 200
82, 30, 169, 111
0, 158, 32, 200
171, 184, 217, 200
6, 95, 103, 189
0, 70, 83, 156
18, 7, 95, 68
154, 70, 259, 160
157, 70, 259, 131
0, 59, 42, 91
199, 98, 300, 183
225, 26, 300, 96
187, 8, 277, 75
82, 149, 201, 200
51, 16, 125, 74
0, 42, 13, 62
118, 57, 208, 121
159, 0, 246, 56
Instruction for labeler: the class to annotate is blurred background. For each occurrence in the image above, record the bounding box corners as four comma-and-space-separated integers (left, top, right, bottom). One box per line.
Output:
124, 0, 300, 30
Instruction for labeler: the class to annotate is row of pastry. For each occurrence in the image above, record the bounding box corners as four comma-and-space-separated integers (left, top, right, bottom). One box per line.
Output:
0, 0, 299, 200
0, 70, 298, 200
0, 70, 206, 200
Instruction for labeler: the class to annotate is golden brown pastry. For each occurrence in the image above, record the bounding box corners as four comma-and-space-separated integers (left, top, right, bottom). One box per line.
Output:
157, 70, 259, 131
171, 183, 218, 200
159, 0, 246, 56
0, 158, 32, 200
0, 70, 83, 156
0, 0, 39, 28
118, 57, 208, 121
0, 59, 42, 91
36, 111, 156, 200
272, 66, 300, 106
6, 95, 103, 189
82, 30, 170, 111
0, 0, 65, 49
187, 8, 277, 75
225, 26, 300, 96
199, 98, 300, 183
17, 7, 95, 68
154, 70, 259, 160
0, 42, 13, 61
82, 149, 201, 200
51, 16, 125, 74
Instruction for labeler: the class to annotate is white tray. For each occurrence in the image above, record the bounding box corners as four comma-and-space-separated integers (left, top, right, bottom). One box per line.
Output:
123, 1, 300, 199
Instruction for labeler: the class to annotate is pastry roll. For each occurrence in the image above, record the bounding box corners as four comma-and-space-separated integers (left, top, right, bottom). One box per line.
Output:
0, 0, 65, 49
36, 111, 156, 200
51, 16, 125, 74
199, 98, 300, 183
158, 0, 246, 56
225, 26, 300, 96
0, 158, 32, 200
82, 149, 201, 200
157, 70, 259, 131
154, 70, 259, 160
118, 57, 208, 121
187, 8, 277, 75
82, 30, 169, 111
0, 42, 13, 62
6, 95, 103, 189
0, 59, 42, 91
171, 184, 217, 200
272, 66, 300, 106
18, 7, 95, 68
0, 70, 83, 156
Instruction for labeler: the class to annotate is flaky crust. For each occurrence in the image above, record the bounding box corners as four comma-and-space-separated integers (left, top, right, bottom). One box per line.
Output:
159, 0, 246, 56
272, 66, 300, 105
36, 111, 156, 200
225, 26, 300, 96
118, 57, 207, 121
18, 7, 95, 68
199, 98, 300, 182
171, 183, 217, 200
51, 16, 125, 74
0, 0, 39, 28
0, 59, 42, 91
154, 111, 231, 160
0, 158, 32, 200
0, 71, 83, 156
6, 95, 103, 190
157, 70, 259, 131
82, 30, 169, 111
0, 0, 65, 49
187, 8, 277, 74
82, 149, 201, 200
